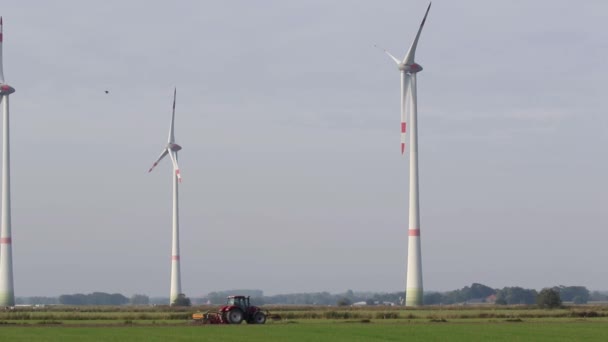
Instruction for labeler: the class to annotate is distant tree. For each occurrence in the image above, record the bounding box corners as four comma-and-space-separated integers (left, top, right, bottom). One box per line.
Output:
441, 290, 466, 304
371, 292, 402, 305
572, 296, 585, 304
84, 292, 128, 305
263, 292, 342, 306
110, 293, 129, 305
423, 292, 443, 305
59, 294, 86, 305
130, 294, 150, 305
537, 288, 562, 308
16, 297, 59, 305
495, 287, 537, 305
172, 294, 191, 307
554, 286, 589, 304
589, 291, 608, 302
336, 297, 351, 306
469, 283, 496, 299
58, 292, 128, 306
495, 296, 507, 305
313, 292, 335, 305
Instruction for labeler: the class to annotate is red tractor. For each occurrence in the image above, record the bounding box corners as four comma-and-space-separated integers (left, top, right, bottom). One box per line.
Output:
192, 295, 270, 324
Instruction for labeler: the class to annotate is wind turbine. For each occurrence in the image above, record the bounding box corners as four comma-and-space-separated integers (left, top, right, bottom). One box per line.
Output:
0, 17, 16, 307
148, 88, 183, 305
381, 3, 431, 307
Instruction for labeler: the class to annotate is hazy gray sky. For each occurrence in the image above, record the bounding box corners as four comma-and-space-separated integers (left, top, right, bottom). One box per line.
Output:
1, 0, 606, 297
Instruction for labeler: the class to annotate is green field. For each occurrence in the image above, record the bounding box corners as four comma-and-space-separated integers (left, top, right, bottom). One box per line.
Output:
0, 305, 607, 341
1, 322, 608, 342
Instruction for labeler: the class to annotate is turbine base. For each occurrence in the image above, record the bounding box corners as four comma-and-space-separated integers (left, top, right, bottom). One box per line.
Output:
405, 288, 423, 307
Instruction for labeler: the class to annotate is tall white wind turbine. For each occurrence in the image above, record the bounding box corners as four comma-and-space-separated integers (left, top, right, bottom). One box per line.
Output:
0, 17, 16, 307
148, 88, 183, 305
381, 3, 431, 307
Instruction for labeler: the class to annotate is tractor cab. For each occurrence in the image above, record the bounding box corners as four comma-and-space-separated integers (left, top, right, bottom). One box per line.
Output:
226, 296, 250, 310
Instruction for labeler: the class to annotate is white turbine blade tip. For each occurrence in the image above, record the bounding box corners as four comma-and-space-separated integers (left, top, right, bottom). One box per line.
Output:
148, 150, 169, 173
421, 3, 432, 28
375, 44, 401, 65
148, 162, 158, 173
385, 51, 400, 65
172, 88, 177, 112
168, 88, 177, 143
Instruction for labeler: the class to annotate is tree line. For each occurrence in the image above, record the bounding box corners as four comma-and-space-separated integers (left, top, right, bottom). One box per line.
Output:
424, 284, 592, 305
16, 293, 149, 306
199, 285, 602, 306
14, 286, 608, 306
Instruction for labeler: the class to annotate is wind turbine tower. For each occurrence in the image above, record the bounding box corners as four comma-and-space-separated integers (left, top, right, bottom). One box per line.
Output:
148, 89, 183, 305
381, 3, 431, 306
0, 17, 15, 306
0, 17, 16, 307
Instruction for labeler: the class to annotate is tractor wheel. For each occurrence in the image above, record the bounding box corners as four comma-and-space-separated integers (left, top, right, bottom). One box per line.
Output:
226, 308, 244, 324
252, 311, 267, 324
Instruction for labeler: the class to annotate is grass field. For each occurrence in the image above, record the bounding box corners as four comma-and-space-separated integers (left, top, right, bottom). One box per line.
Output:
0, 305, 607, 341
1, 322, 608, 342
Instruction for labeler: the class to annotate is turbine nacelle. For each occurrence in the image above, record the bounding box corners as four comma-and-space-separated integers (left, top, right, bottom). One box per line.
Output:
0, 84, 15, 95
168, 143, 182, 152
398, 63, 423, 74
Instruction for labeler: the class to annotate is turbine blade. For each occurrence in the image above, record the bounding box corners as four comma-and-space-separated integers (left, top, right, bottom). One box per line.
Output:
168, 87, 176, 143
0, 16, 5, 83
168, 150, 182, 183
148, 149, 169, 173
403, 2, 431, 65
375, 44, 401, 65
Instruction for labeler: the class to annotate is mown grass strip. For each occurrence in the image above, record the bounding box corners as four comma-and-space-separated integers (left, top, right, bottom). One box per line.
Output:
0, 321, 607, 342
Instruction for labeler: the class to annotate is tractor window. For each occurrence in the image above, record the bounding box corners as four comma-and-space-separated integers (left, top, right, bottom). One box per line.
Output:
227, 298, 235, 306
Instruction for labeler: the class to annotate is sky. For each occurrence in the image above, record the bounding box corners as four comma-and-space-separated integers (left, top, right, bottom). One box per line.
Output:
0, 0, 606, 298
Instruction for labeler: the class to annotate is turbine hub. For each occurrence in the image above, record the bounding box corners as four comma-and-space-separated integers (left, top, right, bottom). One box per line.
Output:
168, 143, 182, 152
0, 83, 15, 95
398, 63, 423, 73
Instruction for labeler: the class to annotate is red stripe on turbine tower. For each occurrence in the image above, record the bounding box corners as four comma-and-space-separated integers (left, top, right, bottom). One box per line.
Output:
401, 143, 405, 154
401, 122, 406, 133
0, 237, 11, 244
408, 229, 420, 237
172, 255, 180, 261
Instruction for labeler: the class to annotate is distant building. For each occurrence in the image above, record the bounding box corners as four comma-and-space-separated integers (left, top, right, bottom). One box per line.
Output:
485, 294, 497, 304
